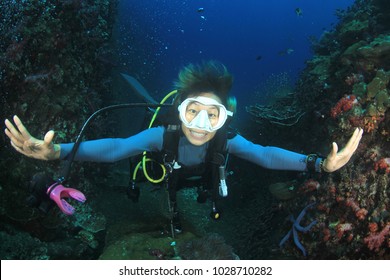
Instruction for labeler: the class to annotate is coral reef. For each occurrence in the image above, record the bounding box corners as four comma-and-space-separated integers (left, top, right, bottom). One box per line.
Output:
0, 0, 117, 259
178, 233, 238, 260
0, 229, 94, 260
246, 0, 390, 259
99, 231, 178, 260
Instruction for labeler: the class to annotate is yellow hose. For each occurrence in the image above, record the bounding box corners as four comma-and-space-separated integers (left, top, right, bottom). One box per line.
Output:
135, 89, 178, 184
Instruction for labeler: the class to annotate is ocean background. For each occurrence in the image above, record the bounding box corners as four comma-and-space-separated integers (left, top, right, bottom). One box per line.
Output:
114, 0, 354, 110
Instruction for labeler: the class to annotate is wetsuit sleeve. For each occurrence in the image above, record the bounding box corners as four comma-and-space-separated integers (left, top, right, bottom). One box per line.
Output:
227, 134, 308, 171
59, 126, 164, 162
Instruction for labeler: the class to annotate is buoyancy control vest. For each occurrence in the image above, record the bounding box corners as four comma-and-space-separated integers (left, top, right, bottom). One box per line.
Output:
159, 123, 236, 220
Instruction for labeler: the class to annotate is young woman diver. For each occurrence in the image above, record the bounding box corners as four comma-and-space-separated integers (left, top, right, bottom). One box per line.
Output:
4, 61, 363, 233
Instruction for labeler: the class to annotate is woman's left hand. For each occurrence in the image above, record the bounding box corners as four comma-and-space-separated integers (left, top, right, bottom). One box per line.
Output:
322, 127, 363, 172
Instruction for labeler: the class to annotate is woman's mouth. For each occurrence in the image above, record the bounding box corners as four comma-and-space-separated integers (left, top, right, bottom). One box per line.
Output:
190, 129, 207, 139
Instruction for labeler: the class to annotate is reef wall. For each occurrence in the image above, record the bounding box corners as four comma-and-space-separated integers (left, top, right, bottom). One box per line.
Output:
0, 0, 117, 259
246, 0, 390, 259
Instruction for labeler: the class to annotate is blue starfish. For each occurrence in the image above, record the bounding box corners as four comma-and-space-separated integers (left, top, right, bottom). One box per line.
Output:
279, 202, 317, 257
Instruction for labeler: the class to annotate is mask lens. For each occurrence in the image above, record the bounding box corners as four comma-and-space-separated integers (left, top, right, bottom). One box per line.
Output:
178, 96, 230, 132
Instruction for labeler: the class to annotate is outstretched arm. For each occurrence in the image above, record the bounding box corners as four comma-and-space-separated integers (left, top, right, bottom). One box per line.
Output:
5, 115, 165, 163
227, 127, 363, 173
4, 115, 60, 160
322, 127, 363, 172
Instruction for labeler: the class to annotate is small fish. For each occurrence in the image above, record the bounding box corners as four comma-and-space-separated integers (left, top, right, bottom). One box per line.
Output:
278, 48, 294, 56
295, 8, 303, 17
286, 48, 294, 55
256, 55, 262, 61
197, 7, 204, 13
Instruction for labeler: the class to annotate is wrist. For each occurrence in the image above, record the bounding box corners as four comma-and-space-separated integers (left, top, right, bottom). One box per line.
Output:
306, 154, 318, 172
321, 159, 331, 172
306, 154, 325, 173
315, 158, 323, 172
52, 144, 61, 160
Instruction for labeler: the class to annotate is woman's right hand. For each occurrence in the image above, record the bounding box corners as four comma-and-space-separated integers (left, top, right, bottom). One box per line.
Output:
4, 115, 61, 160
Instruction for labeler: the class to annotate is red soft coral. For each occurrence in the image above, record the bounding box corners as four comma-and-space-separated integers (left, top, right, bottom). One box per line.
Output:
299, 179, 320, 193
374, 158, 390, 174
330, 95, 357, 118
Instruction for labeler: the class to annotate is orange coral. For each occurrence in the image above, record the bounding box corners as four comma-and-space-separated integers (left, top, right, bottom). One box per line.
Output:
368, 222, 378, 233
363, 116, 378, 133
355, 208, 368, 220
345, 198, 368, 220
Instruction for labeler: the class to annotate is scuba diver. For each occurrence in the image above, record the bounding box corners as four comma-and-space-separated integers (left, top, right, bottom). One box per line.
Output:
4, 61, 363, 234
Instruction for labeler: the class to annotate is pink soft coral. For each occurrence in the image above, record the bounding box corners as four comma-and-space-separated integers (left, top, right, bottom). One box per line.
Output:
364, 224, 390, 251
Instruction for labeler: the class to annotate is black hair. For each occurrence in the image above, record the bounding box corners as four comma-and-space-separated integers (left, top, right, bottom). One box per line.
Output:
174, 60, 233, 106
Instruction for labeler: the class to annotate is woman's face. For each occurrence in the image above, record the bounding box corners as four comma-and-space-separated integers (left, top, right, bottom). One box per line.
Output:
181, 92, 222, 146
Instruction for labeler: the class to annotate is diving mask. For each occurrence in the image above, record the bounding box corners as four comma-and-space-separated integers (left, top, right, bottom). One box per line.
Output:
178, 96, 233, 132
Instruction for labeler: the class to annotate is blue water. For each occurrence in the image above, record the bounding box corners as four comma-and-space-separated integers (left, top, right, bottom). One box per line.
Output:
116, 0, 354, 106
